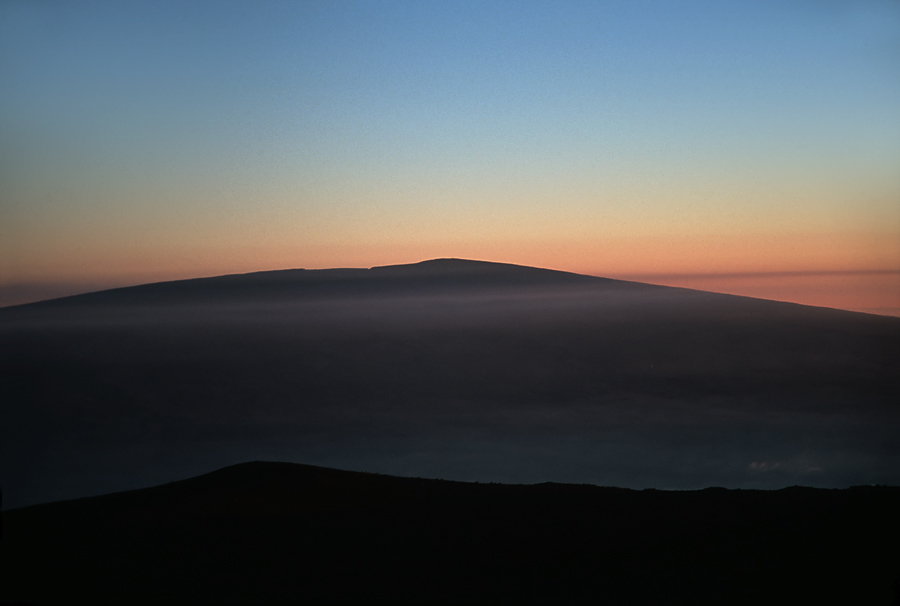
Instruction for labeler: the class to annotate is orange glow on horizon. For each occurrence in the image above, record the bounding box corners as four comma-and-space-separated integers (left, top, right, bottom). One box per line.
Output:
617, 270, 900, 317
3, 230, 895, 281
1, 230, 897, 315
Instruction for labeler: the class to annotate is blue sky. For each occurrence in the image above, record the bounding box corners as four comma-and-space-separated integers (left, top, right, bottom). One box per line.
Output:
1, 0, 898, 308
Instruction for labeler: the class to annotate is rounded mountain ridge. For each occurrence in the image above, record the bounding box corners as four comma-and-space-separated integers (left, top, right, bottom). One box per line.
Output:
2, 259, 616, 309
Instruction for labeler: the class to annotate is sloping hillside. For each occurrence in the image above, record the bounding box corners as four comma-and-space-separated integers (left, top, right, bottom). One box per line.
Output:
2, 461, 898, 605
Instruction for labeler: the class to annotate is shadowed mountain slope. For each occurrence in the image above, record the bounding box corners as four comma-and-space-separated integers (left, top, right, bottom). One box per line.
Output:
2, 461, 899, 605
1, 259, 898, 508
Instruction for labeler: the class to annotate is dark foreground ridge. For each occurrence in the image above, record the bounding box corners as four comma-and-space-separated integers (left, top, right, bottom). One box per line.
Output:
2, 461, 899, 605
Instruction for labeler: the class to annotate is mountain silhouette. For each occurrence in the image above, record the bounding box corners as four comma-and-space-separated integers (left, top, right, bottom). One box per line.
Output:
5, 258, 615, 309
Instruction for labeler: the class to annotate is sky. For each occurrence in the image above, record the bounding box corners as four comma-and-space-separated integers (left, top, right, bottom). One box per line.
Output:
1, 0, 898, 313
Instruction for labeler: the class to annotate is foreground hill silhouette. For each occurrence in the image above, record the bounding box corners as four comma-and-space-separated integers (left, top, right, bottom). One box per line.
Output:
2, 461, 899, 605
1, 259, 898, 509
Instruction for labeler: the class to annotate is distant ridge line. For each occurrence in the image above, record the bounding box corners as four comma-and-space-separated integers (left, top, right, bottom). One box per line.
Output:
10, 460, 897, 515
2, 259, 896, 322
0, 258, 629, 309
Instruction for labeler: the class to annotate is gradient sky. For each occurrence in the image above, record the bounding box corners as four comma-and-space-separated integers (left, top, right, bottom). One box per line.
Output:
1, 0, 898, 312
